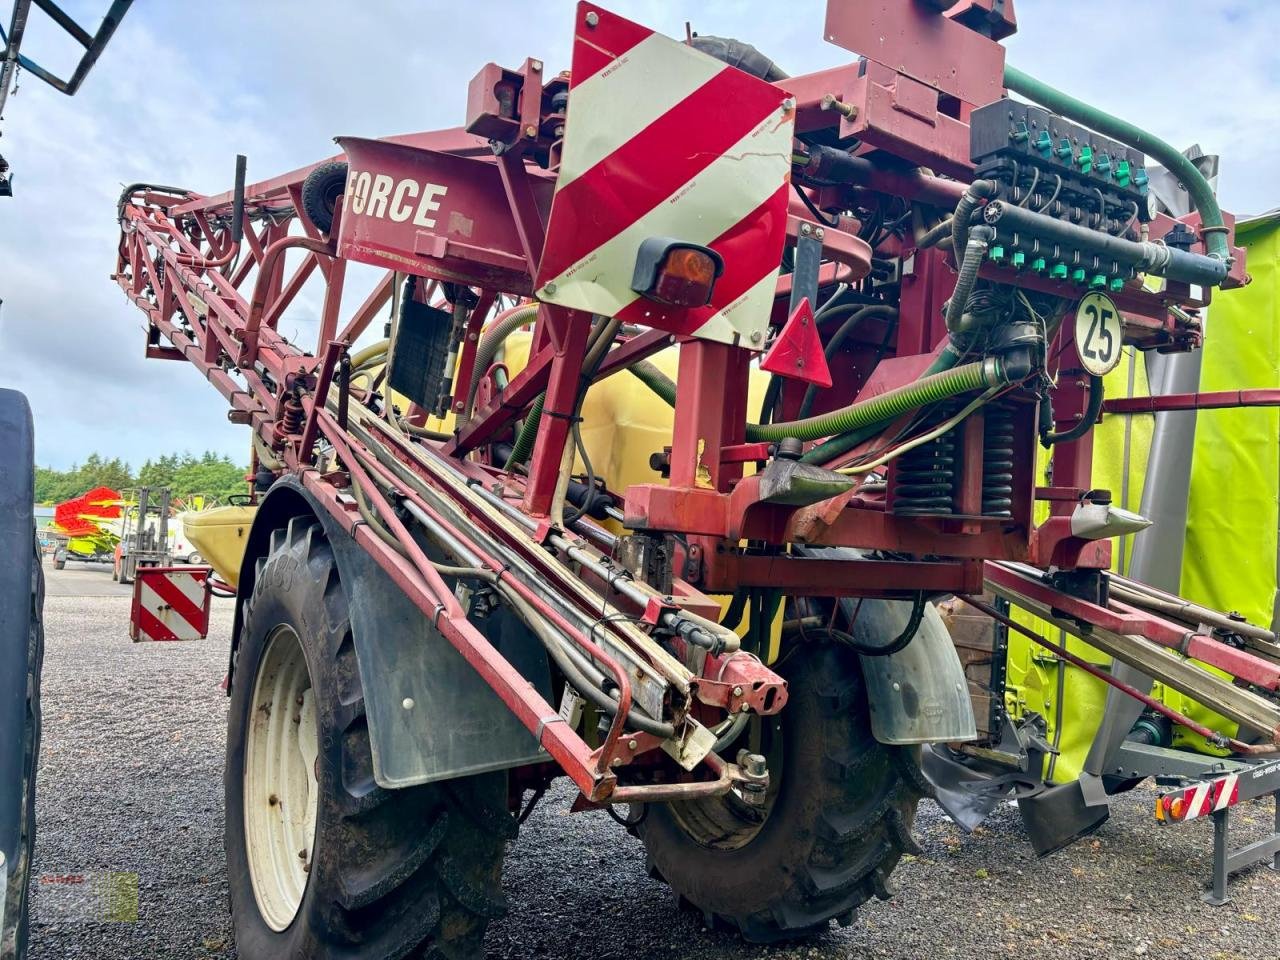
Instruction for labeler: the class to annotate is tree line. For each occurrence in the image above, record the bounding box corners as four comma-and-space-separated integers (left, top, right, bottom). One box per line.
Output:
34, 451, 249, 506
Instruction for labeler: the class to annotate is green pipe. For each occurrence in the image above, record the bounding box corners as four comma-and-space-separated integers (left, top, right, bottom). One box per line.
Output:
629, 359, 677, 405
750, 357, 1000, 443
1003, 65, 1229, 263
507, 392, 544, 466
800, 346, 961, 463
628, 349, 1001, 446
506, 314, 617, 467
465, 304, 539, 417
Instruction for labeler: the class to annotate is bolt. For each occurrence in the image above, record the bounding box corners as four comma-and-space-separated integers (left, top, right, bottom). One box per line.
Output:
781, 96, 796, 112
740, 703, 750, 713
268, 794, 279, 807
742, 752, 768, 777
892, 681, 901, 691
531, 60, 543, 72
815, 228, 825, 240
585, 10, 599, 26
800, 222, 811, 236
819, 93, 857, 119
628, 739, 637, 750
732, 685, 743, 697
298, 849, 308, 860
611, 756, 624, 768
524, 124, 538, 138
402, 697, 415, 710
749, 330, 762, 343
544, 282, 557, 296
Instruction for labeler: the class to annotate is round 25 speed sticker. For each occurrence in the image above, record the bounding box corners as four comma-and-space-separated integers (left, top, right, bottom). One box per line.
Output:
1074, 292, 1125, 376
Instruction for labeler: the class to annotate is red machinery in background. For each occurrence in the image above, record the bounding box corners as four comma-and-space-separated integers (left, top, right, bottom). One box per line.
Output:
111, 2, 1280, 954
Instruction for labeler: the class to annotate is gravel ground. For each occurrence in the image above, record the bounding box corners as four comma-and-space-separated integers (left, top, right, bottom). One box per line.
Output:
28, 564, 1280, 959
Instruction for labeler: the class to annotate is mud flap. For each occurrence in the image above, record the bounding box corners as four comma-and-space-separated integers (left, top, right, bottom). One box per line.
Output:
1017, 777, 1111, 856
236, 478, 550, 789
920, 744, 1009, 831
324, 528, 552, 787
795, 545, 976, 746
850, 598, 976, 745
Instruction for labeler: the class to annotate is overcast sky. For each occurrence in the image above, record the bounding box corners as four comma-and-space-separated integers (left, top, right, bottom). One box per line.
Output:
1, 0, 1274, 471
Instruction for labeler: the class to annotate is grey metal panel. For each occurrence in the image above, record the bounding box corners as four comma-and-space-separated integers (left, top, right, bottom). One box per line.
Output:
1111, 741, 1250, 782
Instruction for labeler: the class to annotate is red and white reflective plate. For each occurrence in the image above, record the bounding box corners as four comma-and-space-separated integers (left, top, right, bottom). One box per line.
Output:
130, 566, 211, 642
536, 2, 795, 349
1158, 772, 1240, 822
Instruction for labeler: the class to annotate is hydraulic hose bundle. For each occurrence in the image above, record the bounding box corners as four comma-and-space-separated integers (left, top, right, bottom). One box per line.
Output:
627, 352, 1006, 449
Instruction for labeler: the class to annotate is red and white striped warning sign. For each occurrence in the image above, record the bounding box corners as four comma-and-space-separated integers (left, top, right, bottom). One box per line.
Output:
130, 566, 212, 642
536, 2, 795, 349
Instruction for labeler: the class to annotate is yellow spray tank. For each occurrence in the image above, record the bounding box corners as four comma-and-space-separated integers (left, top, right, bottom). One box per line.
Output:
181, 505, 255, 587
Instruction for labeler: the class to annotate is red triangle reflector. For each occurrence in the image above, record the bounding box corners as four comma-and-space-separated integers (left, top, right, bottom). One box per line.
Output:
760, 297, 832, 388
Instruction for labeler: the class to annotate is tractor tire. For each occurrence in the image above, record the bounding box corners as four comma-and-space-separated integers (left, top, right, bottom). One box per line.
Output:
637, 642, 924, 943
1, 389, 43, 960
301, 161, 348, 235
225, 517, 512, 960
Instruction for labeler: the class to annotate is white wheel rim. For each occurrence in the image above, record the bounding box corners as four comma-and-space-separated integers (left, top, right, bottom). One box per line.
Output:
244, 625, 319, 931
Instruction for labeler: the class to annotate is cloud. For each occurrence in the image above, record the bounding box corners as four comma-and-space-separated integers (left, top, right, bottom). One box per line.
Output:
0, 0, 1272, 470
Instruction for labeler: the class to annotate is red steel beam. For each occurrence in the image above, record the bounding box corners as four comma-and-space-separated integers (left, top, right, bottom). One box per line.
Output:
984, 563, 1280, 690
1102, 390, 1280, 414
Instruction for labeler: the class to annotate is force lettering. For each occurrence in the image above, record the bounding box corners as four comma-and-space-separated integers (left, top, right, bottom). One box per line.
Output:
345, 170, 449, 227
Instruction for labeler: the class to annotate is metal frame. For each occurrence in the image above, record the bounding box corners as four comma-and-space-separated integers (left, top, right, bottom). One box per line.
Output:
0, 0, 132, 131
1155, 756, 1280, 905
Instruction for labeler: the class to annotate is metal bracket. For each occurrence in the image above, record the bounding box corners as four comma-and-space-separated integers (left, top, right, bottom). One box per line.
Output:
1202, 804, 1280, 906
789, 222, 823, 317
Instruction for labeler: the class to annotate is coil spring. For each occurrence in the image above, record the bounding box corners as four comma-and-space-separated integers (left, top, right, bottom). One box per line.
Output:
281, 396, 305, 434
892, 403, 960, 516
982, 403, 1016, 517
